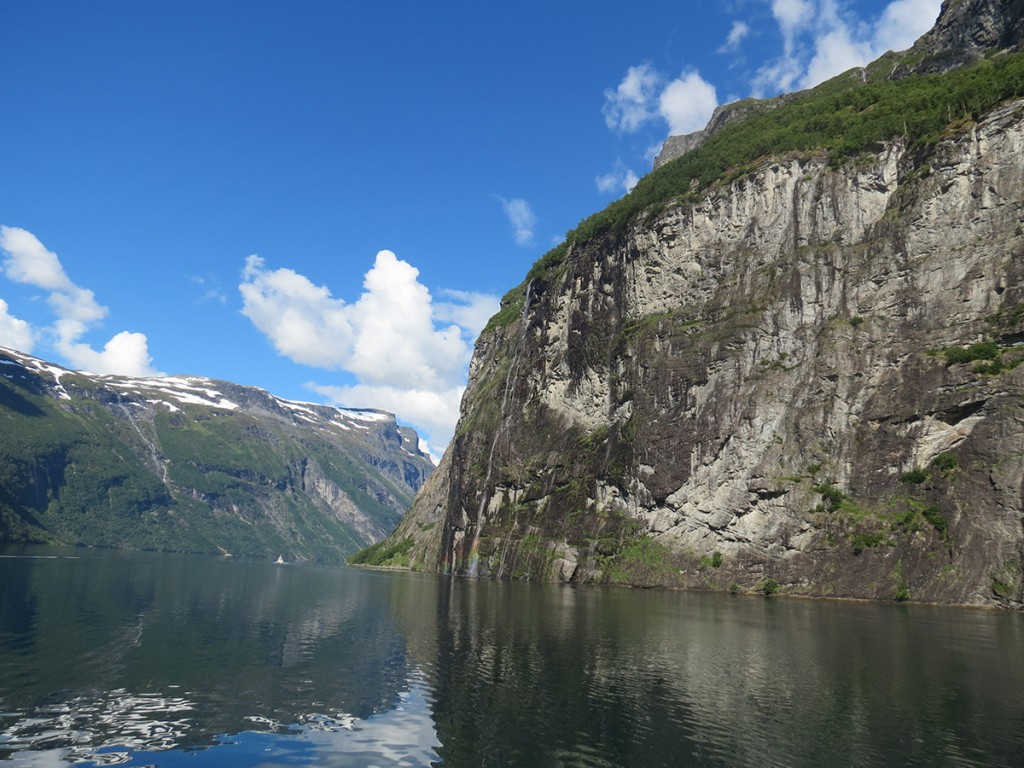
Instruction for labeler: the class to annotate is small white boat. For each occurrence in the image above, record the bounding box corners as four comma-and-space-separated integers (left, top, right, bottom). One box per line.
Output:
274, 555, 286, 565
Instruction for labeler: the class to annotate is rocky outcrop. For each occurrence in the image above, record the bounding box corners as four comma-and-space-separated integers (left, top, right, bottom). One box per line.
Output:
654, 97, 796, 168
386, 86, 1024, 608
895, 0, 1024, 76
375, 2, 1024, 608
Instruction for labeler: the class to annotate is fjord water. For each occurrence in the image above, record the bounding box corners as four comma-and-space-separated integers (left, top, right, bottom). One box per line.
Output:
1, 549, 1021, 767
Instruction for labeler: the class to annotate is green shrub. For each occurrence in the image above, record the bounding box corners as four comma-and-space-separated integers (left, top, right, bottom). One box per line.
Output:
348, 537, 414, 567
900, 467, 929, 484
943, 341, 1000, 365
812, 482, 846, 511
602, 535, 678, 585
920, 504, 949, 540
991, 577, 1015, 598
974, 358, 1004, 375
930, 453, 959, 478
698, 550, 724, 570
852, 531, 891, 553
762, 578, 780, 595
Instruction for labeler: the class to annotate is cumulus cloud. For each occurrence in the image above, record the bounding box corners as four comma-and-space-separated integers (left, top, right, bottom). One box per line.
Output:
603, 65, 719, 138
0, 225, 77, 291
754, 0, 943, 94
659, 71, 719, 136
58, 331, 157, 378
499, 197, 537, 247
595, 162, 639, 196
802, 26, 875, 88
0, 298, 35, 353
308, 382, 463, 462
0, 225, 161, 376
873, 0, 943, 52
602, 63, 660, 133
240, 250, 499, 454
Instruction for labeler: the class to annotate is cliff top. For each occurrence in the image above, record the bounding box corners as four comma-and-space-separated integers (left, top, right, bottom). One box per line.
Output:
654, 0, 1024, 169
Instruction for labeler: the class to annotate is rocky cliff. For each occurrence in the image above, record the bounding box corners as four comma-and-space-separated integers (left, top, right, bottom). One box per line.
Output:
0, 347, 433, 561
374, 2, 1024, 609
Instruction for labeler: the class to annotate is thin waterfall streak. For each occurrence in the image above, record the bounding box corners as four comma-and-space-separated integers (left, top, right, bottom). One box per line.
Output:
117, 395, 169, 485
466, 281, 533, 577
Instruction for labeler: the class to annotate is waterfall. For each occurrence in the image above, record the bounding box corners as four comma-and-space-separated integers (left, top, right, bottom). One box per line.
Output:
465, 281, 533, 577
116, 395, 169, 485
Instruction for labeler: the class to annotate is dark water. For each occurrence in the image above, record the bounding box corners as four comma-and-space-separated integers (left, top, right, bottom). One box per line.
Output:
0, 548, 1022, 767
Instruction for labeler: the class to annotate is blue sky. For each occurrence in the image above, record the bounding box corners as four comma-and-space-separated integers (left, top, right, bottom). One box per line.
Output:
0, 0, 941, 457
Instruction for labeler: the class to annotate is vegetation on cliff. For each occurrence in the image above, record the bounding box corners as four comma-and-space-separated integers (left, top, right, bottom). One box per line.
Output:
486, 51, 1024, 319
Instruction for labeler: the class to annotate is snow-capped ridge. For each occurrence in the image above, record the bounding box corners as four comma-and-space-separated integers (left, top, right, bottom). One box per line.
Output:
0, 346, 433, 465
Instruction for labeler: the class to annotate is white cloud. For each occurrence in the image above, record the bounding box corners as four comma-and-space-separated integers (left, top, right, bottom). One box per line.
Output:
719, 20, 751, 53
659, 71, 719, 136
0, 298, 35, 353
752, 53, 806, 95
874, 0, 942, 52
499, 197, 537, 247
434, 289, 501, 337
0, 225, 161, 376
240, 255, 355, 370
753, 0, 942, 94
802, 27, 875, 88
58, 330, 157, 378
602, 63, 660, 133
772, 0, 816, 41
0, 226, 76, 292
596, 162, 640, 195
308, 382, 463, 463
240, 250, 499, 453
603, 65, 719, 139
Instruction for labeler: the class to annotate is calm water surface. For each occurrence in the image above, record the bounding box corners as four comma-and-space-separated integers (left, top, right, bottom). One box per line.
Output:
0, 547, 1022, 767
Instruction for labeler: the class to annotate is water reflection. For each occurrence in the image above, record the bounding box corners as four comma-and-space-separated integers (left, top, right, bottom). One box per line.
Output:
389, 576, 1024, 768
0, 549, 439, 765
1, 548, 1023, 767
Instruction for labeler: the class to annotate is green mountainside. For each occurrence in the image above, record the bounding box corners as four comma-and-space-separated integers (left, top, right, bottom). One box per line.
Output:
0, 347, 433, 562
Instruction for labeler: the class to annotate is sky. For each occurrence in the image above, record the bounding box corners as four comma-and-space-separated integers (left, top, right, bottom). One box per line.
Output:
0, 0, 943, 459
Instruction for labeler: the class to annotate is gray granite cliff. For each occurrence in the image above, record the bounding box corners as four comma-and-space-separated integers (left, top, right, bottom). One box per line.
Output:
378, 1, 1024, 608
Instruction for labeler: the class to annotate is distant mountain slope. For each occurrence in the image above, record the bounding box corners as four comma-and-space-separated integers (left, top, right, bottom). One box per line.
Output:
0, 347, 433, 561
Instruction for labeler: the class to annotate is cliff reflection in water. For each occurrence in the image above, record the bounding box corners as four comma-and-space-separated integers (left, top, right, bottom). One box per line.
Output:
1, 550, 1022, 767
388, 574, 1024, 768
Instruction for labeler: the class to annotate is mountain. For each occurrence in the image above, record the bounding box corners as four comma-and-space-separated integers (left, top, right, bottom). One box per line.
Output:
0, 347, 433, 561
366, 0, 1024, 608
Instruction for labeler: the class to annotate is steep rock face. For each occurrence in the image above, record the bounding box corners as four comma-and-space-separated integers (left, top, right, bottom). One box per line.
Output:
0, 349, 433, 560
898, 0, 1024, 75
390, 95, 1024, 608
